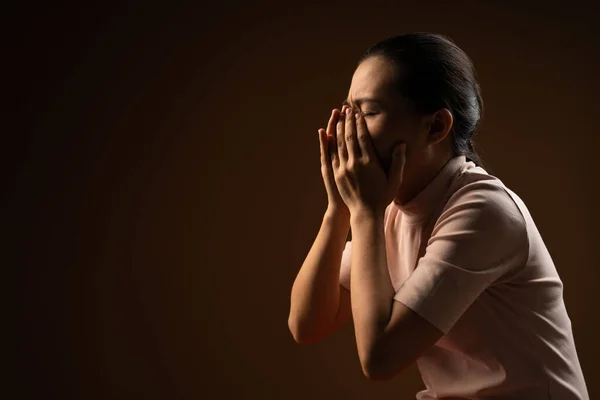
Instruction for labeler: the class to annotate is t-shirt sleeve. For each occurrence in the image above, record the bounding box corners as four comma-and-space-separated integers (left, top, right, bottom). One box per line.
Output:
393, 179, 529, 334
340, 240, 352, 291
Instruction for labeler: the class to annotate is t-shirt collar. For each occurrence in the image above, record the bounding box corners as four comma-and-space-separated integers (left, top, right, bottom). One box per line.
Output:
393, 155, 467, 224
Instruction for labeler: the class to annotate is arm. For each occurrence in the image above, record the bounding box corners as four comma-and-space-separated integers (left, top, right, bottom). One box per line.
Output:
349, 209, 443, 380
288, 208, 353, 344
349, 182, 527, 381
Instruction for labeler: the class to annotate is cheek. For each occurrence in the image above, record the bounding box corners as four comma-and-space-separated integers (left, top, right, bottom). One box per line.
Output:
363, 120, 381, 137
373, 119, 408, 143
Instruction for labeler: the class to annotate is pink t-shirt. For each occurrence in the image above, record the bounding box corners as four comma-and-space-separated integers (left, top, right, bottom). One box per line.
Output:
339, 155, 589, 399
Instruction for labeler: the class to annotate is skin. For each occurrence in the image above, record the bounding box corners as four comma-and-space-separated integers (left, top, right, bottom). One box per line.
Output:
314, 55, 458, 380
325, 55, 455, 208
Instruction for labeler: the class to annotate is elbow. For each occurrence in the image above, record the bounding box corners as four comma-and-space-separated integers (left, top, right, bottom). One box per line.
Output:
288, 316, 306, 343
288, 316, 322, 345
361, 360, 390, 382
289, 327, 319, 345
360, 348, 405, 382
361, 361, 397, 382
293, 334, 320, 345
360, 348, 385, 381
363, 368, 397, 382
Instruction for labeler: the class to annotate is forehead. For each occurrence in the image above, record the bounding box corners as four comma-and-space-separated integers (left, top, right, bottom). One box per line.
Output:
347, 56, 398, 104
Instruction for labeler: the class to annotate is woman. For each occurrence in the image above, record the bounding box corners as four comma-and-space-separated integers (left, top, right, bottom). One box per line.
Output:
288, 32, 589, 399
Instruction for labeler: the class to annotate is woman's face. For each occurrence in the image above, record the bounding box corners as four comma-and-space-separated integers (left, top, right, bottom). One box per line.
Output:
343, 56, 435, 178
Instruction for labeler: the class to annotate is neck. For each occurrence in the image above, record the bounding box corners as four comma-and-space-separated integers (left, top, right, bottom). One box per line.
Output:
394, 152, 453, 206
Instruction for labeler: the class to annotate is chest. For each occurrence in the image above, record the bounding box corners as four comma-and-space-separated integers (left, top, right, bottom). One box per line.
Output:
384, 216, 435, 292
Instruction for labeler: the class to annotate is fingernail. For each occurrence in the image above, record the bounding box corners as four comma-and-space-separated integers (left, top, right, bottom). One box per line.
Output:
346, 108, 351, 115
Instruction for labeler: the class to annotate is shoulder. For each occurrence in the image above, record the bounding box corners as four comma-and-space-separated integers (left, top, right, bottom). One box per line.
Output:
437, 166, 527, 238
425, 167, 530, 276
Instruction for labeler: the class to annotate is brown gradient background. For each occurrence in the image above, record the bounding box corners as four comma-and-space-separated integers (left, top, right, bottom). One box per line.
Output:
6, 2, 599, 399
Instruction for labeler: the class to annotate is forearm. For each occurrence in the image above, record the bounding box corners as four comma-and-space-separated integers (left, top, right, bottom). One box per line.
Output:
289, 209, 350, 341
349, 209, 395, 369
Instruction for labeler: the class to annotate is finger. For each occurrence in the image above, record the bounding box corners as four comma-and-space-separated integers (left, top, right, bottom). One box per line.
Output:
355, 111, 376, 163
336, 111, 348, 166
326, 109, 338, 140
333, 106, 347, 140
318, 128, 330, 167
329, 133, 340, 169
320, 128, 338, 184
344, 108, 361, 163
327, 111, 340, 169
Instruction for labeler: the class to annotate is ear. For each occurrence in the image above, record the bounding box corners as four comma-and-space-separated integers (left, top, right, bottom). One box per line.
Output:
426, 108, 453, 145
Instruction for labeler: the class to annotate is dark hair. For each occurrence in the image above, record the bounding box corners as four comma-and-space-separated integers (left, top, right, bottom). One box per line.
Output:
357, 32, 484, 168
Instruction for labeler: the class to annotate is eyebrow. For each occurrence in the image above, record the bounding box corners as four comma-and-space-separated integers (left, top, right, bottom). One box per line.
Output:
342, 97, 382, 107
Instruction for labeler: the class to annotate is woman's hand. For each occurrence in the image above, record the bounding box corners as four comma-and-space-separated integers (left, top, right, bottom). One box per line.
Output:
331, 107, 406, 217
318, 107, 350, 218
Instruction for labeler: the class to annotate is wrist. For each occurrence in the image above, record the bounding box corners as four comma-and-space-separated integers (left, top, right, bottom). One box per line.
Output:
350, 207, 385, 225
324, 207, 351, 229
325, 205, 350, 220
